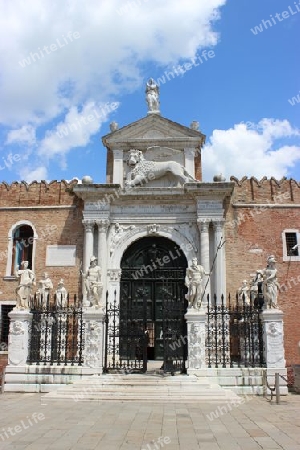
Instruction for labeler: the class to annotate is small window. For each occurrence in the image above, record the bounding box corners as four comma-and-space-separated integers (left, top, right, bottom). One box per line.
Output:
282, 229, 300, 261
11, 225, 34, 275
286, 233, 299, 256
0, 304, 15, 351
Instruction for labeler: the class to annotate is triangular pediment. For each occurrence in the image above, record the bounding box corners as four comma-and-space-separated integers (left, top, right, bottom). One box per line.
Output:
102, 114, 205, 149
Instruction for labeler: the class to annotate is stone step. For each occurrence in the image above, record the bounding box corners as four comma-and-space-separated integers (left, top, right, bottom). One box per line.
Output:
42, 374, 240, 403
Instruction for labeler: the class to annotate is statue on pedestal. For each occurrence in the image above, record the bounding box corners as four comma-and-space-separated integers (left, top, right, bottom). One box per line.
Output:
15, 261, 35, 310
55, 279, 68, 308
36, 272, 53, 307
145, 78, 160, 113
83, 256, 103, 308
263, 255, 279, 309
185, 257, 206, 309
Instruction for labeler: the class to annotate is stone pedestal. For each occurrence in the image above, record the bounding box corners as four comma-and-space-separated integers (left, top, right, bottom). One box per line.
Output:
261, 309, 287, 395
7, 310, 33, 366
83, 308, 105, 372
185, 309, 206, 373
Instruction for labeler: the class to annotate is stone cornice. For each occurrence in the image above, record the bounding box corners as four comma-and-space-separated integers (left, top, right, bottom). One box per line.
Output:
73, 183, 235, 203
0, 205, 76, 211
73, 184, 121, 201
103, 137, 204, 151
184, 182, 235, 199
232, 203, 300, 208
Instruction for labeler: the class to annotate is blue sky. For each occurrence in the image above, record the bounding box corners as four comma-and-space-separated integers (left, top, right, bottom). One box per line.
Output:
0, 0, 299, 183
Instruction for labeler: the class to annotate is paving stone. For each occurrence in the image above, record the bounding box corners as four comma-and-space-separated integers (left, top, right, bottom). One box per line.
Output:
1, 393, 300, 449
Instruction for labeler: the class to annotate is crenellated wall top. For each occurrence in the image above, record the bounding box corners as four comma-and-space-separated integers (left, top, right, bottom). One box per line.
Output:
230, 176, 300, 203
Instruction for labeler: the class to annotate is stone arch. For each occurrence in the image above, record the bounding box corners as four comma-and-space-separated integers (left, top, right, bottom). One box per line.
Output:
109, 226, 197, 271
5, 220, 38, 277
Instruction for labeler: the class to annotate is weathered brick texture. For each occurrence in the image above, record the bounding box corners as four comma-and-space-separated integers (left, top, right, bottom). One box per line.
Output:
226, 177, 300, 368
0, 180, 84, 300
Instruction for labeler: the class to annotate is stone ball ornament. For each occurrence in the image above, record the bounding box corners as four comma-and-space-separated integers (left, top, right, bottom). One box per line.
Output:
82, 175, 93, 184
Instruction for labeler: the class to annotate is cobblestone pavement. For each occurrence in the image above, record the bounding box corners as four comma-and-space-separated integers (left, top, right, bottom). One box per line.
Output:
0, 393, 300, 449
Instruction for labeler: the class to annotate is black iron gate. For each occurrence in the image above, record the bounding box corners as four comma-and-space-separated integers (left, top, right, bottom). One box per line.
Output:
103, 275, 187, 374
104, 237, 188, 374
206, 294, 265, 368
28, 295, 84, 366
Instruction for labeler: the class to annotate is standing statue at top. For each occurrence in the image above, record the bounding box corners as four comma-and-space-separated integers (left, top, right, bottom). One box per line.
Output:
82, 256, 103, 308
263, 255, 279, 309
15, 261, 35, 310
146, 78, 160, 113
185, 257, 206, 309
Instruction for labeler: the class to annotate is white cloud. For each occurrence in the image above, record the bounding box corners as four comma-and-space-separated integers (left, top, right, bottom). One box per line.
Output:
0, 0, 226, 127
38, 101, 119, 162
19, 165, 48, 182
6, 125, 36, 146
0, 0, 226, 180
202, 119, 300, 181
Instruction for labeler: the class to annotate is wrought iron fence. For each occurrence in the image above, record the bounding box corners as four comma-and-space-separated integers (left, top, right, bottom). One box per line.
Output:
28, 294, 84, 366
206, 294, 264, 368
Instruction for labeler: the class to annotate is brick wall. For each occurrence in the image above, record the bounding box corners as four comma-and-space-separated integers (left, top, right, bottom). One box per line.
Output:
0, 180, 84, 300
225, 177, 300, 368
194, 149, 202, 181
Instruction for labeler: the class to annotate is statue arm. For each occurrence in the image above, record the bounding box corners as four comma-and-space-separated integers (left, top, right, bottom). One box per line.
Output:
185, 269, 191, 286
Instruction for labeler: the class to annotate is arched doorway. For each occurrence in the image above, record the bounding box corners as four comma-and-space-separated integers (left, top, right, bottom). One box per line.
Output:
119, 236, 188, 373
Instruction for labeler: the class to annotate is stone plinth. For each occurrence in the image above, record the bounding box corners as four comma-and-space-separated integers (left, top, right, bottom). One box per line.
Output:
185, 309, 206, 373
261, 309, 286, 368
261, 308, 287, 395
7, 309, 33, 366
83, 308, 105, 372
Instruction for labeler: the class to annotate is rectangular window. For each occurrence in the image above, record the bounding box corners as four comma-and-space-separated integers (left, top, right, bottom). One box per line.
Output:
0, 304, 14, 350
286, 232, 298, 256
282, 229, 300, 261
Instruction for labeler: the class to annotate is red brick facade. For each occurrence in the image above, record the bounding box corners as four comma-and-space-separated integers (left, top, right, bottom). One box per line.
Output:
225, 177, 300, 369
0, 180, 83, 300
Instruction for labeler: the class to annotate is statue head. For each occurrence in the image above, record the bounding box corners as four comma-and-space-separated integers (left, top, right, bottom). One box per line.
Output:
127, 149, 143, 166
267, 255, 276, 265
90, 256, 97, 266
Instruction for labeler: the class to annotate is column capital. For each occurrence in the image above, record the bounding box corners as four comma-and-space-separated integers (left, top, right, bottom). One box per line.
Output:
197, 219, 210, 232
83, 220, 94, 232
96, 219, 109, 232
112, 149, 123, 158
212, 218, 225, 232
184, 147, 196, 157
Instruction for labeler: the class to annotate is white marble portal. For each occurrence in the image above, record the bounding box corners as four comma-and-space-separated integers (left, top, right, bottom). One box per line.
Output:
74, 112, 234, 371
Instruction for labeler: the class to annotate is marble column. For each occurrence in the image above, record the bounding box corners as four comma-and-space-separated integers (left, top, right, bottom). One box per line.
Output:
83, 220, 95, 272
197, 219, 210, 305
213, 219, 225, 304
112, 149, 124, 186
82, 220, 94, 305
96, 219, 109, 304
184, 148, 195, 178
7, 309, 33, 366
